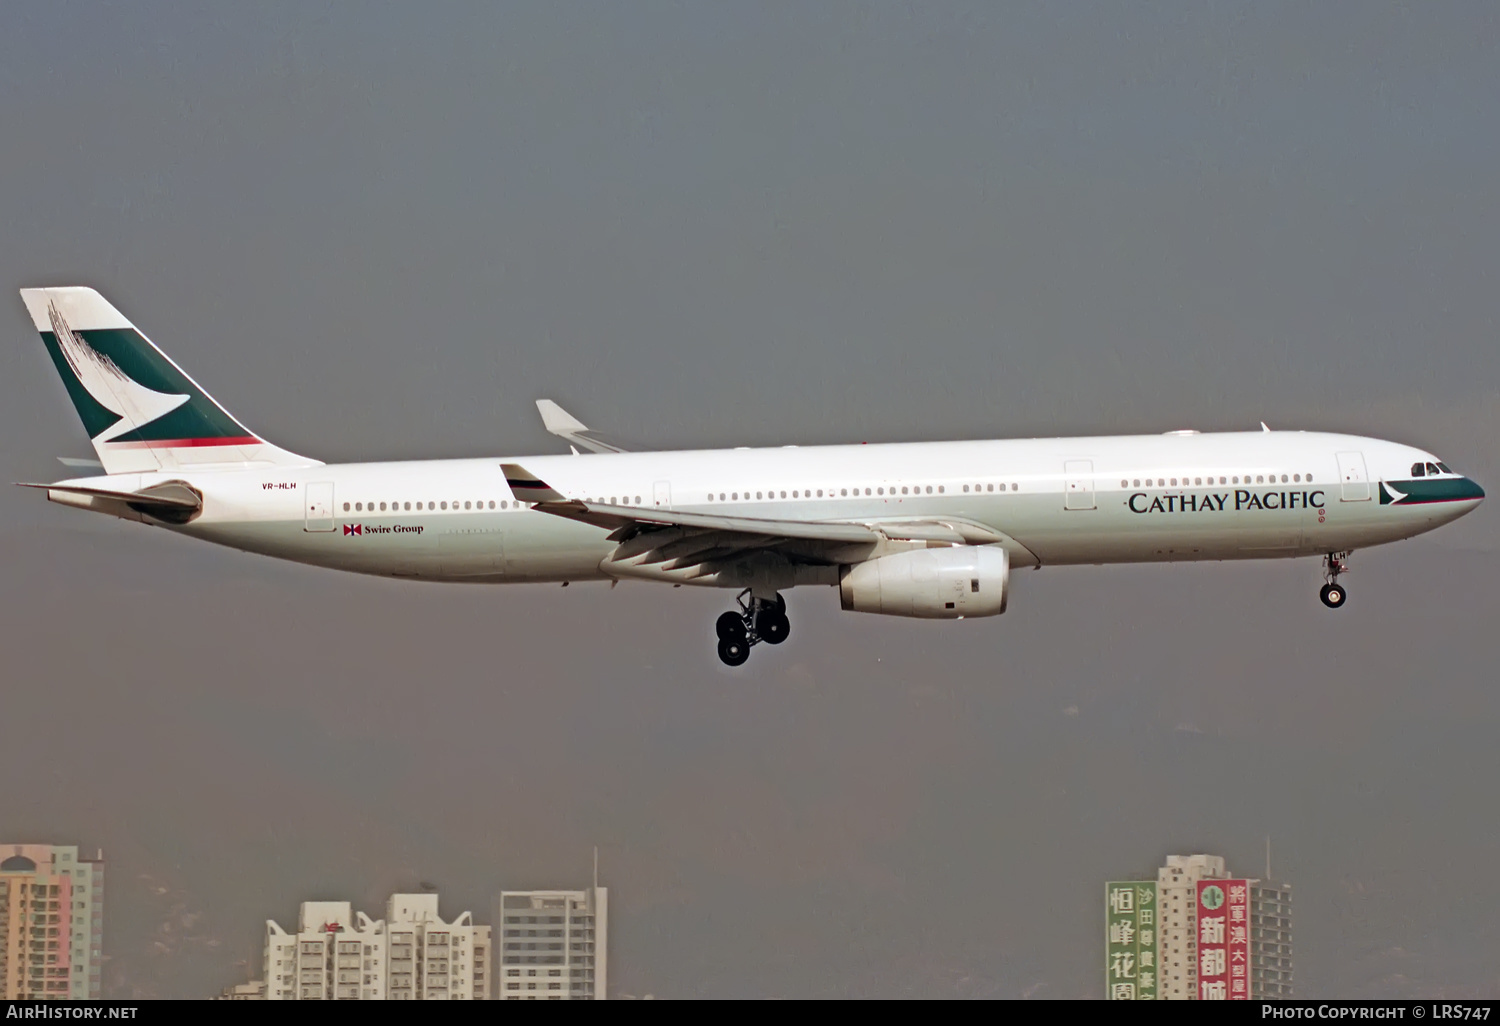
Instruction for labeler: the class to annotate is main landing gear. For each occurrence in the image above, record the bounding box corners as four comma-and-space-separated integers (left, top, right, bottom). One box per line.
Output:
715, 590, 790, 666
1319, 552, 1350, 609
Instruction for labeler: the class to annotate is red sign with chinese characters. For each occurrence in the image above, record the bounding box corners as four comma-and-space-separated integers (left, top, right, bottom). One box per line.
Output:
1196, 879, 1250, 1000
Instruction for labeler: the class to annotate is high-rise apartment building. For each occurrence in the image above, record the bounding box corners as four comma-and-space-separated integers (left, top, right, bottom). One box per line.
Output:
0, 844, 104, 1000
496, 887, 607, 1000
1250, 882, 1293, 998
1106, 853, 1292, 1001
1157, 854, 1228, 999
263, 893, 490, 1000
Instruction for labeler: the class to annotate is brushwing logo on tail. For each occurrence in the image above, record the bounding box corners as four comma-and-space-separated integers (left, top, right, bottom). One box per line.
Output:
47, 302, 189, 443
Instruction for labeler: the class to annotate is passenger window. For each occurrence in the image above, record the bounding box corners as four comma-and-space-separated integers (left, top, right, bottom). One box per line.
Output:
720, 493, 726, 501
355, 502, 363, 511
937, 486, 943, 493
1194, 477, 1201, 486
1012, 483, 1019, 491
817, 490, 824, 497
840, 489, 847, 497
501, 501, 508, 509
441, 502, 447, 510
343, 503, 351, 512
987, 484, 994, 492
1256, 476, 1264, 484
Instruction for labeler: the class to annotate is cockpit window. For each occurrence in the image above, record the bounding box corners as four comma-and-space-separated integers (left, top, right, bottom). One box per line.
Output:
1437, 462, 1454, 474
1411, 462, 1426, 477
1426, 462, 1442, 476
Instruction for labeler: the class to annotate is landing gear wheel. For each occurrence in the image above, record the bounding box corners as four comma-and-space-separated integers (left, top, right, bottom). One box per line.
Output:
1320, 551, 1350, 609
717, 636, 750, 666
756, 609, 790, 645
716, 611, 748, 641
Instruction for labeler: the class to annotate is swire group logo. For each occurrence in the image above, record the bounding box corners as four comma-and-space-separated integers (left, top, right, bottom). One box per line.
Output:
341, 523, 422, 537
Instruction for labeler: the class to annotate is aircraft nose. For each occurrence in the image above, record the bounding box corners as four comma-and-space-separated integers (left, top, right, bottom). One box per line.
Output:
1470, 478, 1486, 501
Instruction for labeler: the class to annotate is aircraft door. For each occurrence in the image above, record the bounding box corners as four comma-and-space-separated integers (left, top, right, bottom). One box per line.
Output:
304, 481, 335, 532
1063, 460, 1096, 510
1336, 451, 1371, 502
653, 481, 672, 508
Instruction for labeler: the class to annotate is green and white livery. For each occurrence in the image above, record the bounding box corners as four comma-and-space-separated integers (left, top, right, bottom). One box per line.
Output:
17, 286, 1484, 666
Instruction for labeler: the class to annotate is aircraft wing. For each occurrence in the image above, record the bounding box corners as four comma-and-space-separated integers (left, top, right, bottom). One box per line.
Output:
501, 463, 1025, 577
536, 400, 632, 454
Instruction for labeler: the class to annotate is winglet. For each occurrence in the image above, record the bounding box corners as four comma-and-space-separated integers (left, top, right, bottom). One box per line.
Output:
536, 400, 589, 435
535, 399, 631, 454
500, 463, 568, 502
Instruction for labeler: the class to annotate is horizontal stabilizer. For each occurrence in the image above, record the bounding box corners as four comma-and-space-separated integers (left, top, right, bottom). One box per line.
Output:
17, 479, 203, 521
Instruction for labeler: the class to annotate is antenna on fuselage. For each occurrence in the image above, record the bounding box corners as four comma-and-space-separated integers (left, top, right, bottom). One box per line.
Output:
1261, 422, 1271, 432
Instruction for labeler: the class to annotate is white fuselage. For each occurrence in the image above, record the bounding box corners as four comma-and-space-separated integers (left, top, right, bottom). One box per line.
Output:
49, 429, 1481, 586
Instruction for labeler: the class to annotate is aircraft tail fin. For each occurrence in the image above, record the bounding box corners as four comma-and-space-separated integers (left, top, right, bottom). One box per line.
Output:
19, 287, 319, 474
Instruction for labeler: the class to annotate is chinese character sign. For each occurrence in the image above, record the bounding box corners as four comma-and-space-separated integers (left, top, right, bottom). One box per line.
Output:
1196, 879, 1250, 1000
1106, 882, 1157, 1000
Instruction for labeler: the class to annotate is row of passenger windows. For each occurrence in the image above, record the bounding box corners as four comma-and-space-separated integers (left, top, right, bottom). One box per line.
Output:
1120, 473, 1314, 488
345, 497, 644, 513
344, 500, 525, 513
706, 483, 1022, 502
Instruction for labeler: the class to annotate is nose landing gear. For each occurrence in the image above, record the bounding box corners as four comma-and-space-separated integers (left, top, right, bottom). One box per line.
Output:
714, 590, 789, 666
1319, 552, 1350, 608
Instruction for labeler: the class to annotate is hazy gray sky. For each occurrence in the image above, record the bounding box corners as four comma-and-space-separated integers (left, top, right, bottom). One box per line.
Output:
2, 2, 1497, 998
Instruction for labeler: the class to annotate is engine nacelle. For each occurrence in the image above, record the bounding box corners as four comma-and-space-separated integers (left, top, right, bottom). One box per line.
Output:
839, 546, 1009, 619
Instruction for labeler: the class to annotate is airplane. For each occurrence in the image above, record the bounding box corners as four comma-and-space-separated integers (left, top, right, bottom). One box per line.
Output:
15, 286, 1486, 666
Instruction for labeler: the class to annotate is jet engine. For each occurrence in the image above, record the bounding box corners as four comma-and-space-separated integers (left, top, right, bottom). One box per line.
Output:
839, 545, 1009, 619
